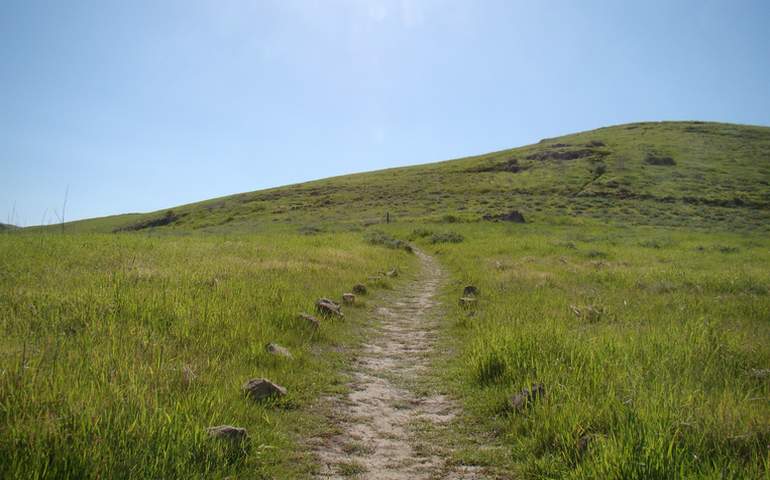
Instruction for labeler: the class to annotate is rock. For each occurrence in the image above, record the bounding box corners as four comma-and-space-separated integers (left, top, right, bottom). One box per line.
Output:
316, 298, 343, 317
576, 434, 591, 455
508, 383, 546, 412
644, 153, 676, 166
530, 383, 545, 400
483, 210, 526, 223
299, 312, 320, 329
207, 425, 248, 441
509, 392, 528, 411
468, 157, 527, 174
570, 304, 604, 322
352, 283, 367, 295
463, 285, 479, 297
342, 293, 356, 305
526, 148, 605, 161
242, 378, 287, 401
459, 297, 477, 308
265, 343, 292, 358
385, 268, 398, 277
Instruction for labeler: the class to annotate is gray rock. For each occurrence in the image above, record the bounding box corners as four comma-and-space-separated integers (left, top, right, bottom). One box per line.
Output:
316, 298, 343, 317
509, 383, 546, 412
509, 392, 528, 411
459, 297, 477, 308
385, 268, 399, 277
342, 293, 356, 305
265, 343, 293, 358
243, 378, 287, 401
482, 210, 526, 223
207, 425, 247, 441
463, 285, 479, 297
299, 312, 320, 329
576, 434, 591, 455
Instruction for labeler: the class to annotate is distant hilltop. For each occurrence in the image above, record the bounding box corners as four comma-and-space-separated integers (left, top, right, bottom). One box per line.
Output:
30, 121, 770, 234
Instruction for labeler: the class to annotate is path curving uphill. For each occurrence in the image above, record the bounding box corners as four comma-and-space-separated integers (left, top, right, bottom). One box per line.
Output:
312, 250, 480, 479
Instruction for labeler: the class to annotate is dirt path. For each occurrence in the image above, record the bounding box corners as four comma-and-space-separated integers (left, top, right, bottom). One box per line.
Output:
312, 250, 480, 479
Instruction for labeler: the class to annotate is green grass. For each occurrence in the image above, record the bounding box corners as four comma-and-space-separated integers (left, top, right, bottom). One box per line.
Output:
4, 120, 770, 478
0, 232, 415, 478
31, 121, 770, 235
404, 222, 770, 479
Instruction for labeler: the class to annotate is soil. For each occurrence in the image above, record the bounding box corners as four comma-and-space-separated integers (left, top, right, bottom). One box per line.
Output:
311, 250, 481, 479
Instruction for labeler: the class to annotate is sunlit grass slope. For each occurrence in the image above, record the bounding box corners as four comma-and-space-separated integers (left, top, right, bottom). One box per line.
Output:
44, 121, 770, 234
5, 120, 769, 479
405, 223, 770, 478
0, 232, 416, 478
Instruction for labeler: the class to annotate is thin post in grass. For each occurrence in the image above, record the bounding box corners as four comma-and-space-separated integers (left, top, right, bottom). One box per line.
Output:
61, 185, 69, 234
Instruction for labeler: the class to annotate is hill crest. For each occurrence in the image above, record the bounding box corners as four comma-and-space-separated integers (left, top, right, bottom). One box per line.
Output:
32, 121, 770, 233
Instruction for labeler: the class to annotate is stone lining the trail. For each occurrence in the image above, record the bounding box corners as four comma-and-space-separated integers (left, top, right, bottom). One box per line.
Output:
316, 298, 344, 317
342, 293, 356, 305
310, 250, 482, 479
207, 425, 248, 441
265, 343, 293, 358
242, 378, 287, 401
300, 313, 321, 329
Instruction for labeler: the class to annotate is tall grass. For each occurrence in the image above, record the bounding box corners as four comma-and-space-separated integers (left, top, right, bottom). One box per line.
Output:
414, 223, 770, 479
0, 232, 415, 478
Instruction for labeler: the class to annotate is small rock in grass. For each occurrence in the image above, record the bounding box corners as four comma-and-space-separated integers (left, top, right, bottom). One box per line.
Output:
265, 343, 293, 358
299, 312, 320, 329
509, 383, 546, 412
463, 285, 479, 297
482, 210, 526, 223
316, 298, 344, 317
459, 297, 477, 308
207, 425, 248, 441
576, 434, 591, 455
243, 378, 287, 401
385, 268, 398, 278
352, 284, 367, 295
569, 304, 604, 322
342, 293, 356, 305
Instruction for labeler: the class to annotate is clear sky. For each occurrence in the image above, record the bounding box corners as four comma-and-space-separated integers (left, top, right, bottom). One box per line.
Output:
2, 0, 769, 225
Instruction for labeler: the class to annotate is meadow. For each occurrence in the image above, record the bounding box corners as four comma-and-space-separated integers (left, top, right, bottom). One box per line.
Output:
3, 121, 769, 478
404, 222, 770, 479
0, 231, 415, 478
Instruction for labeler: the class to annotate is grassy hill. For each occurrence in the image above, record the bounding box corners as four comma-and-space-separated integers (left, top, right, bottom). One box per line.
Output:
0, 223, 17, 231
42, 121, 770, 234
3, 120, 769, 478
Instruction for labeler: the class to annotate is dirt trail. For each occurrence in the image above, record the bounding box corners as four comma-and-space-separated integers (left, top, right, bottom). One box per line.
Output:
312, 250, 480, 479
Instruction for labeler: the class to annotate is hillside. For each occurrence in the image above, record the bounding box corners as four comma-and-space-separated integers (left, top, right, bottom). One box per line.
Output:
45, 121, 770, 234
0, 223, 16, 231
3, 120, 769, 478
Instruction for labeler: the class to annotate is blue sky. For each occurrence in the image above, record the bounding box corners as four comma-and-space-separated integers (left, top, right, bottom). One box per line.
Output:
2, 0, 769, 225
